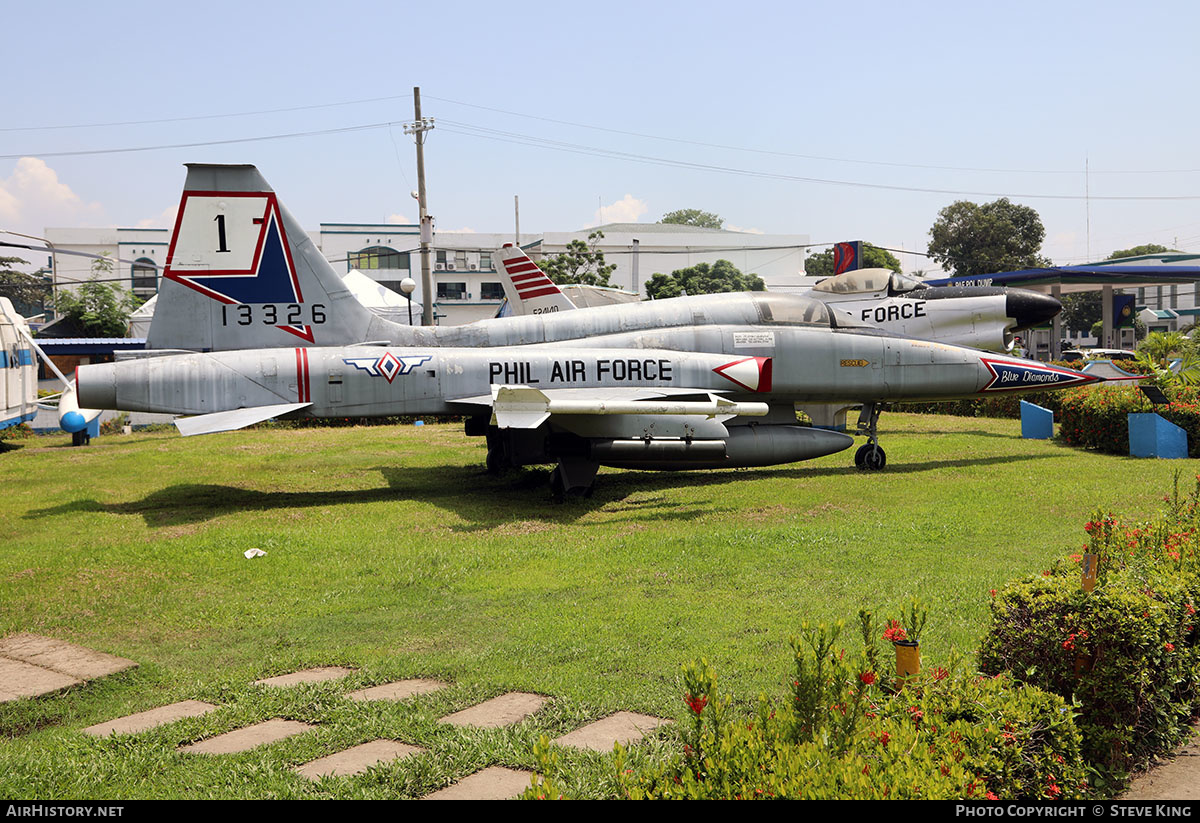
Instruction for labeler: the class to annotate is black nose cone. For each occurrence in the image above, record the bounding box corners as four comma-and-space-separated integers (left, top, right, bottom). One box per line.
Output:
1006, 289, 1062, 330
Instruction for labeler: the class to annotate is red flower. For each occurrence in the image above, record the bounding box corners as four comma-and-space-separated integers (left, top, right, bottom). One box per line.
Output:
1165, 642, 1176, 652
882, 620, 908, 643
859, 671, 876, 686
685, 693, 708, 715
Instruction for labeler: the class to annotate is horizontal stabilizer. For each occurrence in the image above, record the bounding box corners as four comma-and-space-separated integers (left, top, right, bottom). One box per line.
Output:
175, 402, 311, 437
491, 385, 768, 430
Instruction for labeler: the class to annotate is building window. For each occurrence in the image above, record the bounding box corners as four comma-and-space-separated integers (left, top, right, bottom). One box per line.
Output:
480, 282, 504, 300
480, 252, 493, 270
454, 250, 468, 270
131, 258, 157, 297
436, 250, 448, 268
437, 282, 467, 300
349, 246, 409, 270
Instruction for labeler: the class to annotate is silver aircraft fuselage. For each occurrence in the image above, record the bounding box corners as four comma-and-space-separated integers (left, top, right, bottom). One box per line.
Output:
77, 326, 1082, 419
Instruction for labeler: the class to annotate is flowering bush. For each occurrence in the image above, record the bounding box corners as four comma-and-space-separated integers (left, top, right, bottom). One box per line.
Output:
979, 481, 1200, 788
522, 619, 1087, 800
603, 651, 1085, 799
1058, 384, 1200, 457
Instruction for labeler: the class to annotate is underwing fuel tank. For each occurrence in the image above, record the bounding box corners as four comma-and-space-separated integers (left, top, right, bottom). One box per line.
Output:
593, 424, 854, 470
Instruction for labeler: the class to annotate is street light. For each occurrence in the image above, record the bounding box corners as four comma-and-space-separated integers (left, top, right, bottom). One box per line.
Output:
400, 277, 416, 325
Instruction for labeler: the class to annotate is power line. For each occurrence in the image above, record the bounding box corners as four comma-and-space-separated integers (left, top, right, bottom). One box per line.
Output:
427, 94, 1200, 176
437, 120, 1200, 202
0, 121, 402, 161
0, 94, 413, 133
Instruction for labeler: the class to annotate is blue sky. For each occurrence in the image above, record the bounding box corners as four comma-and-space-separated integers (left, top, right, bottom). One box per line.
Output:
4, 0, 1200, 273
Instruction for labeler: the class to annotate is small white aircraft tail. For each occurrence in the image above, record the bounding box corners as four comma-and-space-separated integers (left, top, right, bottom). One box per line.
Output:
496, 244, 577, 316
147, 164, 410, 351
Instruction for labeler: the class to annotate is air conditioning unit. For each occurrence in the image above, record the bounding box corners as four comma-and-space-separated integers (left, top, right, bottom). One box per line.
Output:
469, 263, 478, 270
435, 263, 445, 271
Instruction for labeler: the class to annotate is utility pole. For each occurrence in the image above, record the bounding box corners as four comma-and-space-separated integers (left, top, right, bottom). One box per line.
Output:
404, 87, 435, 325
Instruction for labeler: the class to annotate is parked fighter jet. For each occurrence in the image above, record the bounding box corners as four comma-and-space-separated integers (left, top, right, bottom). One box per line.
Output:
76, 164, 1102, 493
805, 268, 1060, 352
496, 252, 1060, 354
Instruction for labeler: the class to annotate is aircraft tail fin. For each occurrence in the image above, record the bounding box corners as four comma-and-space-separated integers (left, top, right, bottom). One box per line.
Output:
496, 244, 577, 316
148, 164, 408, 351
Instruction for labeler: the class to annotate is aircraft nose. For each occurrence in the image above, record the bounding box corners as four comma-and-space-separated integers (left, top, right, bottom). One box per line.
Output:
1006, 289, 1062, 330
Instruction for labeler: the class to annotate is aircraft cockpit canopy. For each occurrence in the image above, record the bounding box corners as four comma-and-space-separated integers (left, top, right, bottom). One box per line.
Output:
812, 268, 925, 297
751, 293, 832, 327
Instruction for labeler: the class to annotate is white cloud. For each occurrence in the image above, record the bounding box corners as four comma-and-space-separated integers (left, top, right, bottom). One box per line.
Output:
726, 223, 765, 235
386, 213, 413, 225
137, 203, 178, 229
591, 194, 648, 226
0, 157, 105, 233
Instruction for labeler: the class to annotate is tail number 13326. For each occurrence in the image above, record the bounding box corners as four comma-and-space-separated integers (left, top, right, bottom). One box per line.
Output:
220, 303, 327, 326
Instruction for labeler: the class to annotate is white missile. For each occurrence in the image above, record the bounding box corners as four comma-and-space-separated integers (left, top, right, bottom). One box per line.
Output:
491, 386, 769, 430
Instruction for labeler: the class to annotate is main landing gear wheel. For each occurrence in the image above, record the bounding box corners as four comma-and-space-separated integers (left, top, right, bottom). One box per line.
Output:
484, 430, 510, 476
71, 430, 89, 447
854, 443, 886, 471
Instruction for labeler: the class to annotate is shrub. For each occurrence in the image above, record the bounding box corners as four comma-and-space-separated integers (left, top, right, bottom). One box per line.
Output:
979, 487, 1200, 787
528, 624, 1088, 800
98, 412, 130, 436
1058, 385, 1200, 457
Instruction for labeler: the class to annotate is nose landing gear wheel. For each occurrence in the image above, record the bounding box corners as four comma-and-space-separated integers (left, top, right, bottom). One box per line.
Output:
854, 443, 886, 471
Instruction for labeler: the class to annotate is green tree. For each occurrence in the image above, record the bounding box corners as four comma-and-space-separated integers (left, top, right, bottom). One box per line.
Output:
0, 256, 50, 317
53, 253, 138, 337
537, 230, 617, 287
1107, 244, 1177, 260
927, 198, 1052, 277
659, 209, 724, 230
644, 259, 764, 299
1059, 292, 1102, 333
804, 244, 902, 278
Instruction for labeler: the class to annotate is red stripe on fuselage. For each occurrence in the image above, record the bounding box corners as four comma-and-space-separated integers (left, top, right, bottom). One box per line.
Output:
295, 348, 312, 402
302, 348, 310, 403
503, 260, 539, 274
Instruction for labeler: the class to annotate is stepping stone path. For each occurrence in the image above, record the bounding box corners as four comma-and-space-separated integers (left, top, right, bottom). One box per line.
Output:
254, 667, 353, 687
295, 740, 424, 780
179, 719, 314, 754
553, 711, 672, 752
2, 639, 673, 797
84, 700, 217, 737
0, 634, 137, 703
422, 766, 534, 800
347, 678, 447, 702
439, 692, 547, 728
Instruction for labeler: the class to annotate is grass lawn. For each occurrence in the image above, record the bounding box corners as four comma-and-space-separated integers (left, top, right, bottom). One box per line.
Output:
0, 413, 1188, 798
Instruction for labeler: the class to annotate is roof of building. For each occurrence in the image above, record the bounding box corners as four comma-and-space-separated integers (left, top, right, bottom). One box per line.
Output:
583, 222, 738, 234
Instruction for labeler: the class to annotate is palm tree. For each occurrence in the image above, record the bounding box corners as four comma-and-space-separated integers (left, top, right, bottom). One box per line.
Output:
1136, 332, 1200, 386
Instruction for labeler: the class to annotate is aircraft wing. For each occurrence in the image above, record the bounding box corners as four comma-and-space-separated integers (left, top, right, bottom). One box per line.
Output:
175, 402, 312, 437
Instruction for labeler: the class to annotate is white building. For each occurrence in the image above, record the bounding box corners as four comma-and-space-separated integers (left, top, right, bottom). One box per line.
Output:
44, 222, 811, 326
